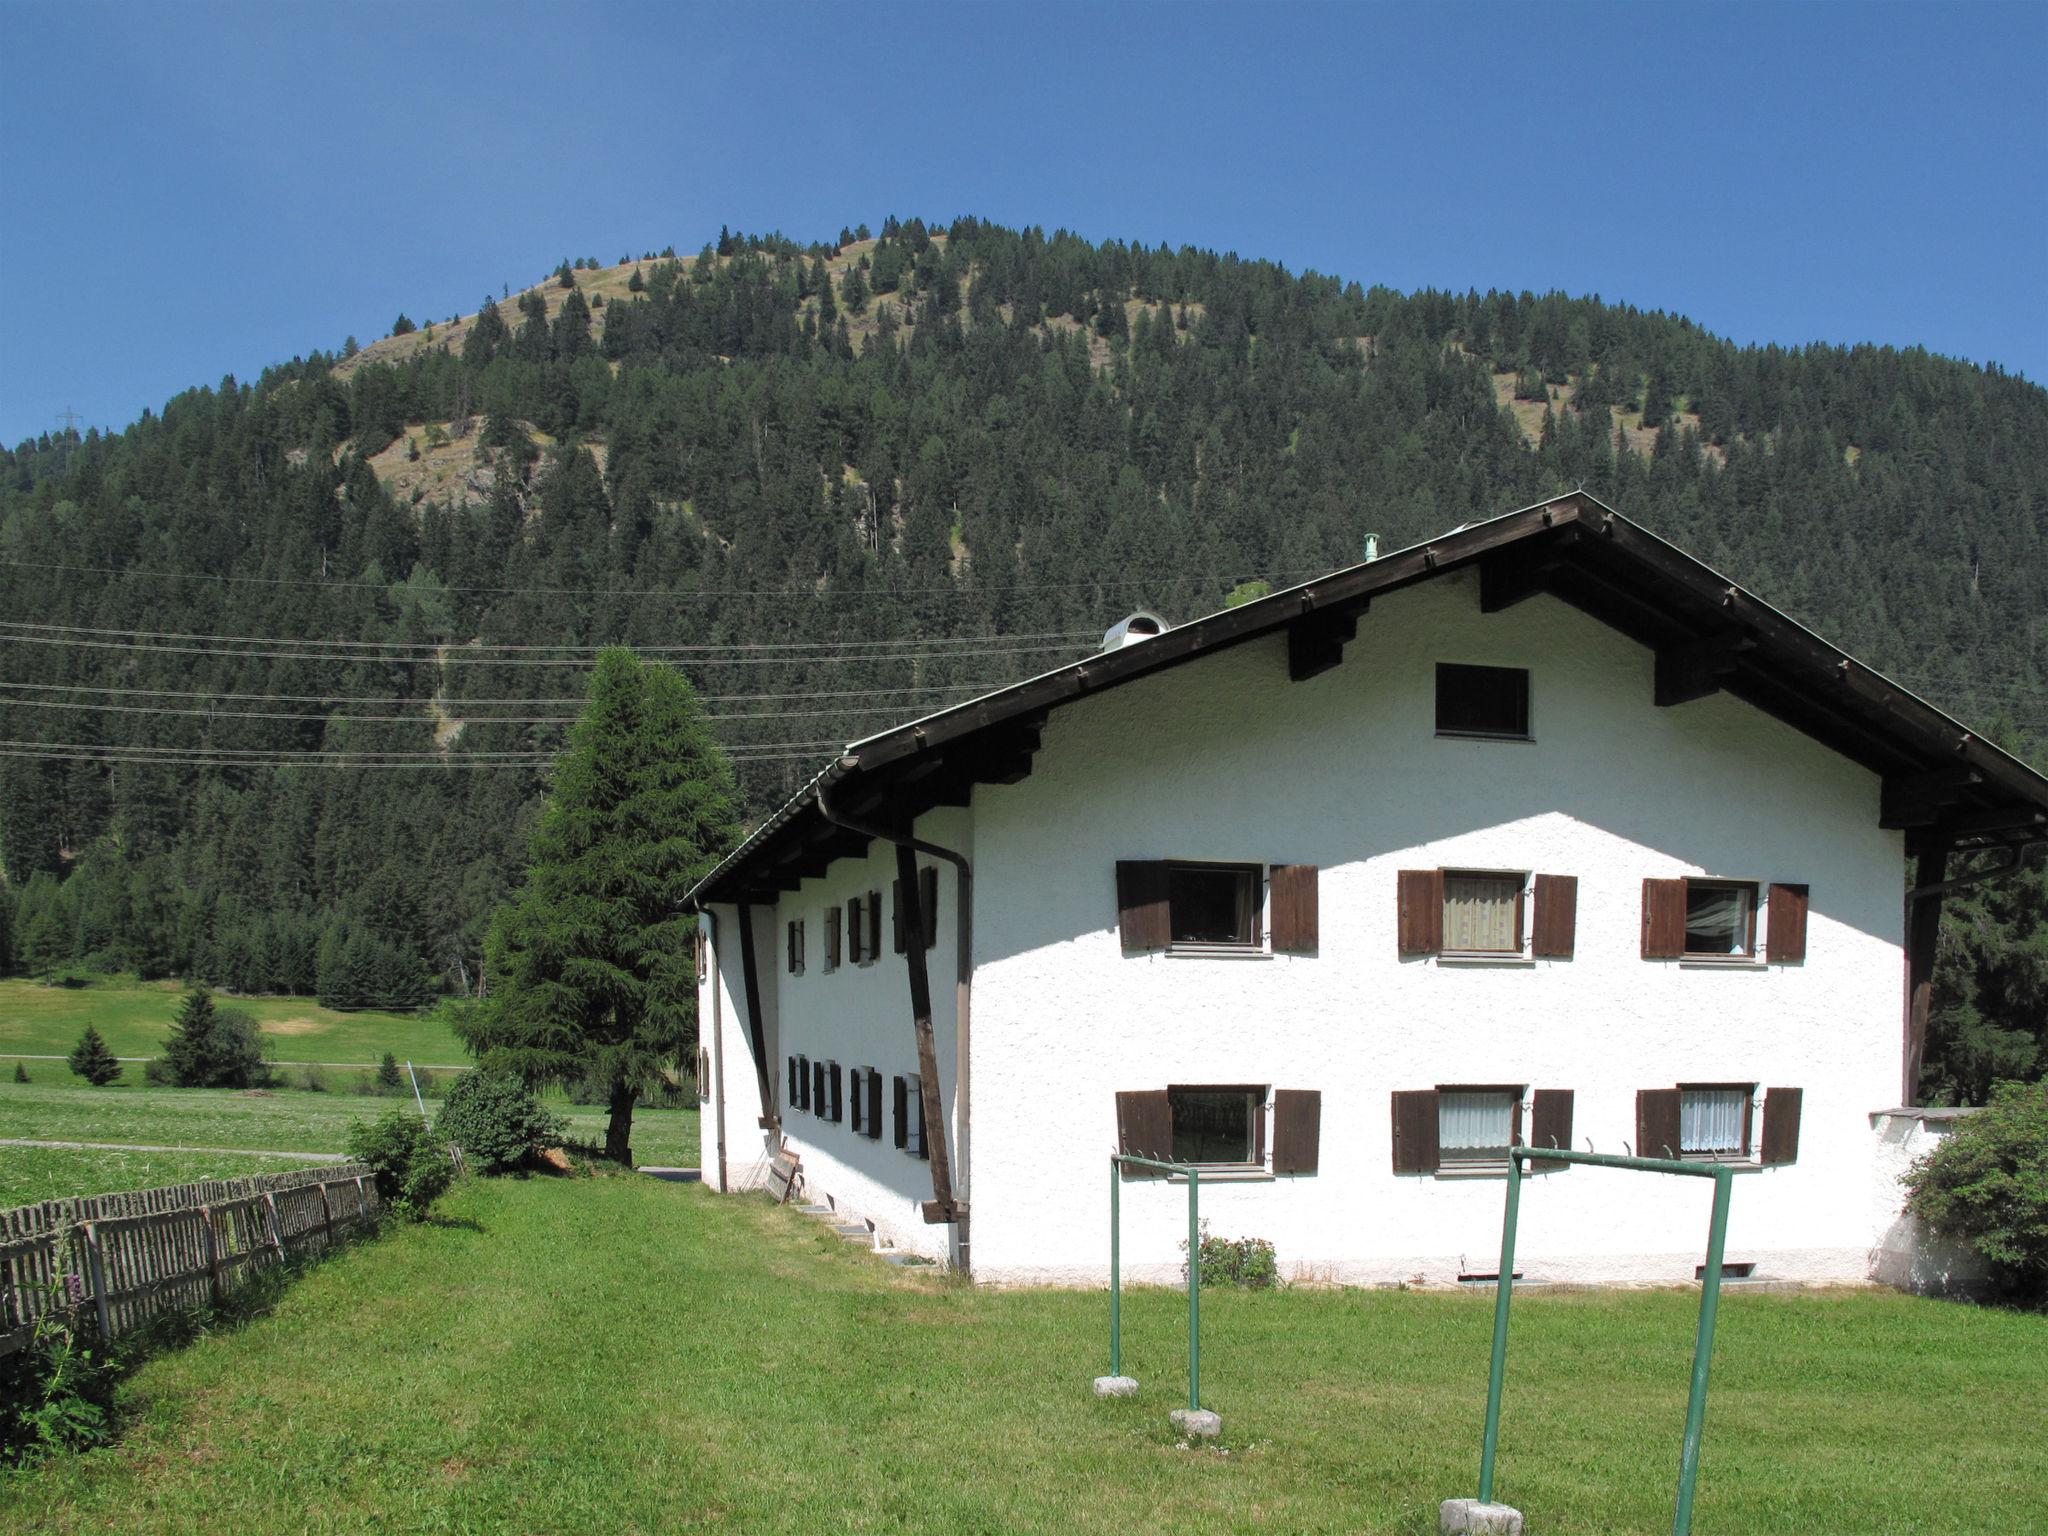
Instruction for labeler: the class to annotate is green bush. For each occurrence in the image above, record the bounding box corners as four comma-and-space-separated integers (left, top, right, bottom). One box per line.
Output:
346, 1108, 453, 1221
1182, 1220, 1280, 1289
1904, 1080, 2048, 1305
436, 1069, 566, 1174
0, 1297, 119, 1465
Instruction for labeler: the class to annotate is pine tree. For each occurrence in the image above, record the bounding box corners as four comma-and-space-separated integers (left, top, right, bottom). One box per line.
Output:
67, 1024, 123, 1086
376, 1050, 404, 1094
460, 649, 740, 1162
11, 1063, 27, 1084
840, 262, 869, 316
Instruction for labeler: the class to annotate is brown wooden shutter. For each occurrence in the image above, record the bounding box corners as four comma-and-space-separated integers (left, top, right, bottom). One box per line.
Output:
1269, 865, 1320, 954
1115, 861, 1171, 954
1531, 875, 1578, 959
1390, 1089, 1440, 1173
867, 1070, 884, 1139
866, 891, 882, 959
846, 898, 862, 963
1760, 1087, 1803, 1165
1766, 883, 1809, 964
1637, 1088, 1682, 1159
1528, 1089, 1574, 1173
1397, 869, 1444, 955
920, 866, 939, 951
1271, 1089, 1321, 1174
1641, 879, 1687, 959
1115, 1089, 1173, 1173
891, 1074, 909, 1148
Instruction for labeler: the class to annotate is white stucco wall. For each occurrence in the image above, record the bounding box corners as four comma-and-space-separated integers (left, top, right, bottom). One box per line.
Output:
700, 809, 969, 1264
963, 575, 1906, 1285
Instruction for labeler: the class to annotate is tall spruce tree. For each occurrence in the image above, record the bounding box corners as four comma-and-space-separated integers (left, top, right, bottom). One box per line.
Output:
459, 649, 739, 1162
67, 1025, 122, 1086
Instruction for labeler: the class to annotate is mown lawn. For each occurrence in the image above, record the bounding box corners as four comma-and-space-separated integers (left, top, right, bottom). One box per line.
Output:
0, 1144, 323, 1207
0, 973, 464, 1066
5, 1176, 2042, 1535
0, 1080, 698, 1205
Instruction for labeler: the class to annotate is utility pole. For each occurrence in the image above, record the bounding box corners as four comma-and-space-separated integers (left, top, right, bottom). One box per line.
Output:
55, 407, 83, 436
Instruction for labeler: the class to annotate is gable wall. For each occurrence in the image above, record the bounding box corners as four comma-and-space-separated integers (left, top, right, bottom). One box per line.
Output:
964, 573, 1903, 1284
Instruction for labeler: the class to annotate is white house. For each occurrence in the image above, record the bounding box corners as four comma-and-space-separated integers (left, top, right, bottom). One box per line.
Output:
685, 494, 2048, 1287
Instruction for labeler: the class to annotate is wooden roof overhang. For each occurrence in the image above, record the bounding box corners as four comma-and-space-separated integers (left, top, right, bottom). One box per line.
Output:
687, 492, 2048, 908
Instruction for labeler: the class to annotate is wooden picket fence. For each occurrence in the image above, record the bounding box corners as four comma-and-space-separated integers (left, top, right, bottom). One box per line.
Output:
0, 1163, 382, 1354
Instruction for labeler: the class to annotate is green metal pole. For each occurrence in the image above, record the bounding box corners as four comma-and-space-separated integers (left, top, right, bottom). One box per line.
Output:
1477, 1150, 1524, 1504
1187, 1167, 1201, 1412
1110, 1157, 1122, 1377
1672, 1166, 1733, 1536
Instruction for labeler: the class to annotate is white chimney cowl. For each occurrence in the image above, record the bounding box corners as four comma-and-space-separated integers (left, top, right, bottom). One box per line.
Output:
1100, 611, 1170, 652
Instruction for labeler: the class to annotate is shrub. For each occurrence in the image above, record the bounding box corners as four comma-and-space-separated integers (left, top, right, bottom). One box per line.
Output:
0, 1295, 119, 1464
436, 1070, 566, 1173
375, 1051, 405, 1094
1904, 1080, 2048, 1305
12, 1063, 28, 1084
145, 987, 272, 1088
345, 1108, 453, 1221
66, 1026, 122, 1086
1181, 1220, 1280, 1290
297, 1064, 328, 1093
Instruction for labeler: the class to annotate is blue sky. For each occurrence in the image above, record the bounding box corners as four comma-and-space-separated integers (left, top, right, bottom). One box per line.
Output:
4, 0, 2043, 445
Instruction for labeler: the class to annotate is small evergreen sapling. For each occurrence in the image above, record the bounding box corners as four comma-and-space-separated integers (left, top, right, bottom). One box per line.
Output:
13, 1063, 31, 1084
375, 1052, 404, 1094
66, 1026, 122, 1086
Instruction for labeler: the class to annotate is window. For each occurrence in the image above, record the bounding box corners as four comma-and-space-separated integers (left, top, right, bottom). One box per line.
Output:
1640, 1084, 1803, 1165
1167, 862, 1261, 949
1680, 1085, 1751, 1158
1168, 1085, 1266, 1166
1443, 872, 1526, 955
786, 918, 805, 975
1685, 881, 1755, 958
1117, 861, 1319, 956
697, 1046, 710, 1102
850, 1065, 866, 1134
1436, 663, 1530, 740
1400, 870, 1576, 959
811, 1060, 828, 1119
893, 1073, 926, 1158
1438, 1087, 1522, 1168
793, 1055, 811, 1112
824, 906, 842, 972
847, 896, 866, 964
825, 1061, 843, 1124
858, 1068, 883, 1141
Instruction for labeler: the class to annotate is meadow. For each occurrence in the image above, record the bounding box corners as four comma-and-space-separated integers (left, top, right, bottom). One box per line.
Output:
0, 974, 465, 1070
0, 1074, 700, 1206
3, 1174, 2041, 1535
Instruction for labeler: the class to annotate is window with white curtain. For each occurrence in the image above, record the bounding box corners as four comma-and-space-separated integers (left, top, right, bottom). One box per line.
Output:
1680, 1086, 1751, 1157
1443, 872, 1526, 954
1438, 1088, 1520, 1166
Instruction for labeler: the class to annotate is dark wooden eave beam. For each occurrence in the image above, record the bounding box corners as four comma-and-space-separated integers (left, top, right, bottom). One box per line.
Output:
1286, 595, 1364, 683
1479, 530, 1579, 614
1655, 631, 1759, 707
1880, 768, 1985, 830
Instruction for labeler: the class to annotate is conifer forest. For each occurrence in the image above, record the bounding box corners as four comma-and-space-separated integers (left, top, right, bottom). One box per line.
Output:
1, 218, 2042, 1102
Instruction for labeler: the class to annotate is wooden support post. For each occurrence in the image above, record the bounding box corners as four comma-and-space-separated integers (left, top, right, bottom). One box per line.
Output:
316, 1182, 334, 1249
735, 903, 778, 1130
895, 842, 958, 1223
1903, 840, 1951, 1105
261, 1193, 283, 1256
199, 1205, 222, 1302
1655, 632, 1757, 707
81, 1221, 111, 1341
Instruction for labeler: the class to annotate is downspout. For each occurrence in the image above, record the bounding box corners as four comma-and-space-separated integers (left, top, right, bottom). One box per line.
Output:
701, 907, 729, 1193
817, 774, 974, 1278
1901, 838, 2045, 1104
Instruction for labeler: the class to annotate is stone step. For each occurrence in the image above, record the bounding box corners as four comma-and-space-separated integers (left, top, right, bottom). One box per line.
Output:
834, 1223, 872, 1241
797, 1203, 835, 1217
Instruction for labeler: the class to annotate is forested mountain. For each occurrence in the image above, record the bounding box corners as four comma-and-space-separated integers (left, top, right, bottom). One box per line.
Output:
1, 216, 2042, 1101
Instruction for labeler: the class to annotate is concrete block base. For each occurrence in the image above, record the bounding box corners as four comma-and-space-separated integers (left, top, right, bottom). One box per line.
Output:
1439, 1498, 1524, 1535
1169, 1407, 1222, 1439
1092, 1375, 1140, 1398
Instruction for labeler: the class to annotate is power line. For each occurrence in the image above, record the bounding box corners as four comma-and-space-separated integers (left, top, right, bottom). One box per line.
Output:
0, 696, 954, 725
0, 619, 1095, 654
0, 633, 1085, 667
0, 554, 1313, 600
0, 746, 829, 770
0, 679, 1004, 706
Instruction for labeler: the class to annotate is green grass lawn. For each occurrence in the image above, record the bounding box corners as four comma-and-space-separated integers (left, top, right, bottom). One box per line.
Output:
5, 1176, 2042, 1535
0, 973, 465, 1066
0, 1078, 699, 1205
0, 1144, 323, 1207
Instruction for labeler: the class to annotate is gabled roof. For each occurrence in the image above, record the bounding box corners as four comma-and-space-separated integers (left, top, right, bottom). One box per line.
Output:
688, 493, 2048, 907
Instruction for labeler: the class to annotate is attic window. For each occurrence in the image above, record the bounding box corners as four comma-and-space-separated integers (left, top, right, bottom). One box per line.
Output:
1436, 664, 1530, 740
